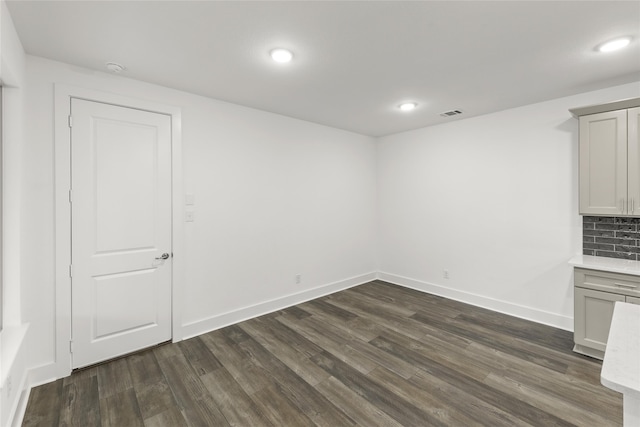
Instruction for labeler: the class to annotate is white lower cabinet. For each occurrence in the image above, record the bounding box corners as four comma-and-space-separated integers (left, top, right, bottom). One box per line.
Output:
574, 268, 640, 360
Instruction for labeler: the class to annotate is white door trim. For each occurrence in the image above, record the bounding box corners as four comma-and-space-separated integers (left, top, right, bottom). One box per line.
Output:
53, 84, 184, 379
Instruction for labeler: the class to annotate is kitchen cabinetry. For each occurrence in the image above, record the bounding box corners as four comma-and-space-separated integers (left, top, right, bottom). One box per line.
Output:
574, 267, 640, 359
570, 98, 640, 216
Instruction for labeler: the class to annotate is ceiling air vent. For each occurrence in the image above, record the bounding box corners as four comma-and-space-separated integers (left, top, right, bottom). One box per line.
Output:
439, 109, 463, 117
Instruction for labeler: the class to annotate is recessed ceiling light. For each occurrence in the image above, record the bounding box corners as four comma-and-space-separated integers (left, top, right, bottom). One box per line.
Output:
105, 62, 126, 73
270, 48, 293, 63
398, 102, 418, 112
598, 37, 631, 53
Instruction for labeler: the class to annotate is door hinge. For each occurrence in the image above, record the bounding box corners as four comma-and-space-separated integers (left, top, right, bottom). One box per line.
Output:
69, 264, 73, 278
68, 115, 73, 128
69, 189, 72, 203
70, 340, 74, 353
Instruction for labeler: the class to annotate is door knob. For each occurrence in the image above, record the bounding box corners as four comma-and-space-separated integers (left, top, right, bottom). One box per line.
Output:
155, 253, 170, 260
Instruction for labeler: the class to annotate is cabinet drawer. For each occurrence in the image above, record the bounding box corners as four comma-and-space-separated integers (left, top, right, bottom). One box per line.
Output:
574, 268, 640, 297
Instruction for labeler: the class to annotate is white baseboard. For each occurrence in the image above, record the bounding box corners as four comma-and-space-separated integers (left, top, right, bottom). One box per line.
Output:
180, 272, 378, 340
10, 388, 30, 427
7, 361, 65, 427
377, 272, 573, 331
27, 363, 66, 390
1, 324, 29, 427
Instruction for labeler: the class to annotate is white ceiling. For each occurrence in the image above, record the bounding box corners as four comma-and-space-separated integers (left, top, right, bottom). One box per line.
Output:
7, 1, 640, 136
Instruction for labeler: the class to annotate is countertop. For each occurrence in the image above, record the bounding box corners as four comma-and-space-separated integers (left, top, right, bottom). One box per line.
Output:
569, 254, 640, 276
601, 301, 640, 398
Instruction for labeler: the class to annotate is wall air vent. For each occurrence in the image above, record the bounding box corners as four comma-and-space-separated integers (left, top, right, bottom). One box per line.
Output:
439, 109, 463, 117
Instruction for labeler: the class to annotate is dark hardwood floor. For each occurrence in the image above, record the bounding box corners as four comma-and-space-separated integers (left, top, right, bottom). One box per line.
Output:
22, 281, 622, 426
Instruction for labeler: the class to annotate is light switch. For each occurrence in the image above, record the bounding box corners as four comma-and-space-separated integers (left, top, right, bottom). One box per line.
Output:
185, 194, 195, 205
185, 211, 195, 222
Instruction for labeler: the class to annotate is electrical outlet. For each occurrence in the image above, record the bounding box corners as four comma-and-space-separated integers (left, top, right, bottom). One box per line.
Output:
295, 274, 301, 285
443, 269, 450, 279
185, 211, 195, 222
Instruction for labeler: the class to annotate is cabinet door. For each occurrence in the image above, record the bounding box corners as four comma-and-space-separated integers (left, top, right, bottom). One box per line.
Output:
626, 295, 640, 305
627, 107, 640, 215
574, 287, 625, 352
579, 110, 628, 215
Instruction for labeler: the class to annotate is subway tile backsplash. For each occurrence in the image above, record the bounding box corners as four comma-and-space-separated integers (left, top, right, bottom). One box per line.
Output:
583, 216, 640, 260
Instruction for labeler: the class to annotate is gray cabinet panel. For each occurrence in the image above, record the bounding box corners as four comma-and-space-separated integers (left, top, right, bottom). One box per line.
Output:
574, 287, 624, 353
627, 107, 640, 215
579, 110, 627, 215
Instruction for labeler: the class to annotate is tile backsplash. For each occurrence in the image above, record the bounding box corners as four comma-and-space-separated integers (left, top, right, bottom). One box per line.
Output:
583, 216, 640, 260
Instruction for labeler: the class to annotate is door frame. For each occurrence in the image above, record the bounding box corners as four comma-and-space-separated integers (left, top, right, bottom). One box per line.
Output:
53, 84, 184, 378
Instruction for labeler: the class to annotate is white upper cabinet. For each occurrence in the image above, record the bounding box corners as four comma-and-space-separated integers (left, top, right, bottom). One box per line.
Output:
579, 110, 627, 215
571, 98, 640, 216
627, 107, 640, 216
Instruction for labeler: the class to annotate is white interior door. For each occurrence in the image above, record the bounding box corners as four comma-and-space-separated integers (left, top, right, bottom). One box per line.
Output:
71, 98, 172, 369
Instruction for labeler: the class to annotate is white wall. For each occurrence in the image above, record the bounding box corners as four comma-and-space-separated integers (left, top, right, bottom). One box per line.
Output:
22, 55, 377, 381
0, 1, 29, 425
1, 0, 25, 328
377, 81, 640, 330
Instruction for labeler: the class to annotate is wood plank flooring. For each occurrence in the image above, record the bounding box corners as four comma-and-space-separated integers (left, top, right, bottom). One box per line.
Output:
22, 281, 622, 426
